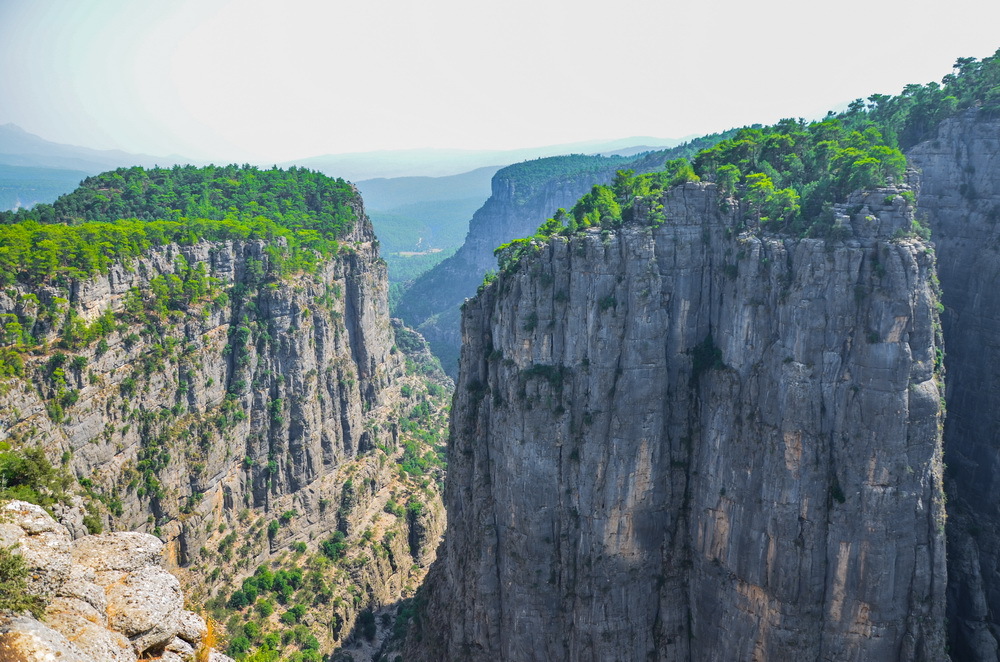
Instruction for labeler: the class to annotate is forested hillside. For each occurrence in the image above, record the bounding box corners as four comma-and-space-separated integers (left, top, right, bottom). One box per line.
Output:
0, 164, 451, 661
0, 165, 358, 288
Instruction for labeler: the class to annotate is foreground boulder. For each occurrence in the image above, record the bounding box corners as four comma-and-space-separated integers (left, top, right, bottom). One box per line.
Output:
0, 500, 212, 660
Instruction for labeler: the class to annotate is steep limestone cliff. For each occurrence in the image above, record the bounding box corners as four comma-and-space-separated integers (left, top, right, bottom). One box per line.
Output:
0, 190, 448, 654
907, 109, 1000, 660
411, 182, 946, 661
396, 152, 673, 375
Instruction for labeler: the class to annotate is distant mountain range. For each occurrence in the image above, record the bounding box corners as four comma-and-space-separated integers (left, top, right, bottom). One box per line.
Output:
355, 166, 499, 211
0, 123, 194, 210
0, 123, 183, 172
0, 124, 688, 211
283, 136, 689, 181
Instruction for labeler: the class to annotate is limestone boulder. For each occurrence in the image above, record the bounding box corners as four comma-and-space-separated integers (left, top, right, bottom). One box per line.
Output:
0, 500, 72, 600
176, 609, 208, 645
71, 531, 164, 572
104, 565, 184, 653
56, 562, 107, 617
0, 614, 87, 662
44, 597, 137, 662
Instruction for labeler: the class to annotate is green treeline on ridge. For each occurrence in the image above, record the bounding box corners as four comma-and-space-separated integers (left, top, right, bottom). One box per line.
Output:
494, 49, 1000, 272
0, 165, 359, 286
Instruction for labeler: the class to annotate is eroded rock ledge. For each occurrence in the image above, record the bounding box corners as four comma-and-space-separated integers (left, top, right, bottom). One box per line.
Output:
0, 500, 228, 662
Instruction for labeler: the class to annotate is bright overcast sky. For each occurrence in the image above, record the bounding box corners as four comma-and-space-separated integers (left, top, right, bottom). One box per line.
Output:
1, 0, 999, 163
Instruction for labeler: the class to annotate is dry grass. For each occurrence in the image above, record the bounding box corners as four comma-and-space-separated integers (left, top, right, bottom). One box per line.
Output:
195, 613, 217, 662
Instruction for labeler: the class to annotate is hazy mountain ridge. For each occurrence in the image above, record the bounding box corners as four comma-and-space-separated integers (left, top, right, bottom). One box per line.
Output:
283, 136, 685, 181
355, 166, 499, 211
0, 123, 183, 173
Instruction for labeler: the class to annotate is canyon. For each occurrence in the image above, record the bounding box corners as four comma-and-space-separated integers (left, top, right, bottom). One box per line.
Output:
0, 182, 449, 657
2, 95, 1000, 662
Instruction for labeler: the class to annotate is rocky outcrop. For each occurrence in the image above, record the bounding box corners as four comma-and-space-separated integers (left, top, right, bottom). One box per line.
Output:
907, 109, 1000, 660
410, 183, 946, 660
0, 500, 210, 661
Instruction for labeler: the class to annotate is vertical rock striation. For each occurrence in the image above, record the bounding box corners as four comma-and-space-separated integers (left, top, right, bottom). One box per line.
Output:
411, 182, 947, 661
907, 109, 1000, 660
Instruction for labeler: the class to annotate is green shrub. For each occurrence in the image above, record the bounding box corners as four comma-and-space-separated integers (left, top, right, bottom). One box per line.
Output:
255, 599, 274, 618
0, 546, 44, 617
319, 531, 347, 560
227, 635, 251, 657
0, 444, 73, 507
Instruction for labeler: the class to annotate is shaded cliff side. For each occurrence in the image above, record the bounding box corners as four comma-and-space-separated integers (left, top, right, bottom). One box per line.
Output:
0, 181, 449, 655
410, 182, 946, 661
397, 136, 736, 376
907, 109, 1000, 660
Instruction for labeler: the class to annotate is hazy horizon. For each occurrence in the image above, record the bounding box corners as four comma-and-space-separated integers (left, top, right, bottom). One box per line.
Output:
2, 0, 1000, 164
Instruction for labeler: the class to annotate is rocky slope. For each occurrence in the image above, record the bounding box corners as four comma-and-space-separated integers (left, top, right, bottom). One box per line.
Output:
409, 182, 947, 661
907, 109, 1000, 660
0, 190, 449, 656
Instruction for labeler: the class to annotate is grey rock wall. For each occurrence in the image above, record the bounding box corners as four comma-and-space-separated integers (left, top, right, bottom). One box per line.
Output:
411, 183, 947, 661
907, 110, 1000, 661
0, 198, 446, 647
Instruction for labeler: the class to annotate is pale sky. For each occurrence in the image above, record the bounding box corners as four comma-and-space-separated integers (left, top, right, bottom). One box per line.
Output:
1, 0, 999, 163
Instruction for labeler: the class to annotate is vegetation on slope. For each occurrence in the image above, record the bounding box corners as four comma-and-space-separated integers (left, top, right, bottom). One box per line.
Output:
0, 165, 358, 287
0, 442, 74, 507
0, 545, 45, 617
193, 357, 449, 662
0, 164, 452, 660
0, 164, 357, 230
494, 50, 1000, 273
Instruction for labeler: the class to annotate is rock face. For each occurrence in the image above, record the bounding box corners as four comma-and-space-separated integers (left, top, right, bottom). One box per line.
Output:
0, 197, 397, 540
410, 183, 947, 660
397, 152, 671, 375
907, 109, 1000, 660
0, 500, 209, 661
0, 192, 447, 649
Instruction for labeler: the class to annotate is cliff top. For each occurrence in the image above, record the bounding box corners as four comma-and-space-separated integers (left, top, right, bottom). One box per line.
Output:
0, 165, 370, 288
